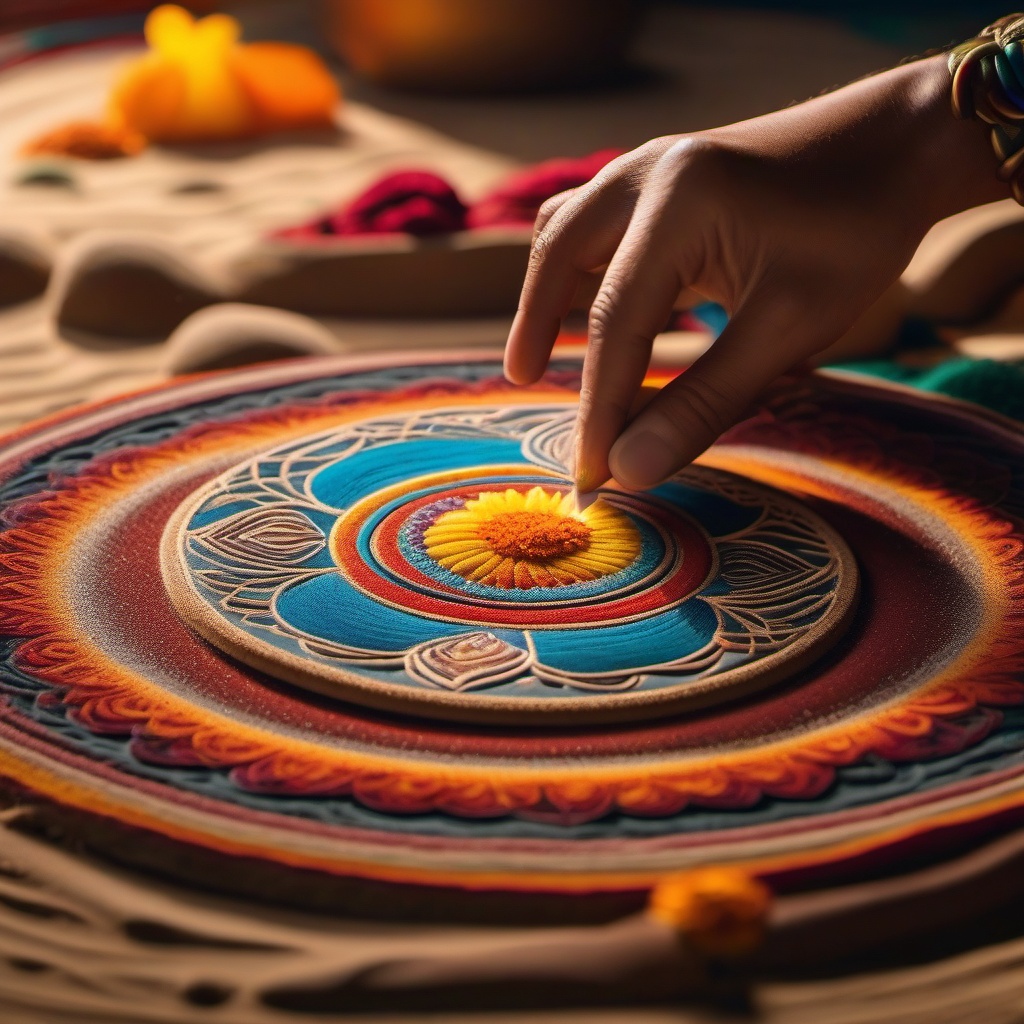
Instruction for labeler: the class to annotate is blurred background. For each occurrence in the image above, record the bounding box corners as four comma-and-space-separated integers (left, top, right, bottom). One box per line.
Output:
2, 0, 1024, 429
0, 0, 1014, 163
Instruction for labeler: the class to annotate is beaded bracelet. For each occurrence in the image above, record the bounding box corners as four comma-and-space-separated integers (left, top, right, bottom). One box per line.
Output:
949, 14, 1024, 204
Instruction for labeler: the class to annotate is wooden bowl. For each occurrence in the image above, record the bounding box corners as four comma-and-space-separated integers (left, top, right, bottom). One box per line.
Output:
325, 0, 646, 93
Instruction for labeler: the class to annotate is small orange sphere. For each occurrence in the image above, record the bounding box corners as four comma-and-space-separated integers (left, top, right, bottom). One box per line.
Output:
647, 867, 772, 958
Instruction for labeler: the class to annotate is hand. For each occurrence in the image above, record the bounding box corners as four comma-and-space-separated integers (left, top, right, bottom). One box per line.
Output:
504, 54, 1007, 491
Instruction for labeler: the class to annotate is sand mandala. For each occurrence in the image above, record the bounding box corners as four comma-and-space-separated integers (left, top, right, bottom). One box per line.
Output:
1, 353, 1024, 905
162, 406, 856, 724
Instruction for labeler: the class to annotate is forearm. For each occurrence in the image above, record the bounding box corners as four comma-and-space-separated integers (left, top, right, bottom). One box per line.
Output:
891, 52, 1011, 223
507, 34, 1019, 492
708, 53, 1011, 238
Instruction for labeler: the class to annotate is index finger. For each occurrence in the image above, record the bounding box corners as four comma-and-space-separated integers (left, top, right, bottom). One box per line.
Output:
573, 216, 684, 492
504, 206, 585, 385
505, 184, 633, 386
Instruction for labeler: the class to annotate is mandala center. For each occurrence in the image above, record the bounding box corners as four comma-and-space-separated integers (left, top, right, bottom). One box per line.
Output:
421, 485, 642, 590
480, 510, 592, 560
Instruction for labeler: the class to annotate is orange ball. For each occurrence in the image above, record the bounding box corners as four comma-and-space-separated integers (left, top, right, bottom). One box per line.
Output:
647, 867, 773, 958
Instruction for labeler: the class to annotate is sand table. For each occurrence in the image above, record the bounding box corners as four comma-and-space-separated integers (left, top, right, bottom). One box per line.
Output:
0, 18, 1021, 439
4, 15, 1024, 1024
0, 44, 516, 259
0, 43, 522, 434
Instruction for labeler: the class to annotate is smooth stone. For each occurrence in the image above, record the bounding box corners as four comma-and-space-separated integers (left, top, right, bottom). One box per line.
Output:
232, 229, 531, 318
52, 233, 222, 342
0, 230, 52, 308
908, 213, 1024, 325
163, 303, 340, 375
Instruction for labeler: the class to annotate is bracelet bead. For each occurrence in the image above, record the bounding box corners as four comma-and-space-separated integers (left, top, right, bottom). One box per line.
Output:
950, 14, 1024, 204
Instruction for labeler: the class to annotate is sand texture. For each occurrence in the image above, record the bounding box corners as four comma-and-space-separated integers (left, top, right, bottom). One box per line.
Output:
2, 33, 1024, 437
3, 18, 1024, 1023
0, 42, 525, 434
0, 820, 1023, 1023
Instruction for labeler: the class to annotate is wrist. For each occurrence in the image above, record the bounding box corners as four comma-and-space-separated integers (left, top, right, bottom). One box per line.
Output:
706, 52, 1009, 237
895, 53, 1011, 226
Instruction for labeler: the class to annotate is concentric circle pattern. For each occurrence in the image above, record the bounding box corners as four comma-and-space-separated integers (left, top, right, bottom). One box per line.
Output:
162, 404, 854, 723
1, 354, 1024, 898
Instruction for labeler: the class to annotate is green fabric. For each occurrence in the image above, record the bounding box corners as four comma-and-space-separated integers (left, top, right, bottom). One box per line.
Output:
831, 357, 1024, 424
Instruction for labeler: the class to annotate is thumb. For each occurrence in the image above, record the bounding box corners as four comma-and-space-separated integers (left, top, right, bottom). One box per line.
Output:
607, 293, 836, 489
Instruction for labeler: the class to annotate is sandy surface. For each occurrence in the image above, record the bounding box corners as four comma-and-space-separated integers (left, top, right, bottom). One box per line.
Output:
0, 43, 516, 259
1, 11, 1024, 1022
0, 41, 527, 434
0, 818, 1021, 1024
0, 10, 1019, 438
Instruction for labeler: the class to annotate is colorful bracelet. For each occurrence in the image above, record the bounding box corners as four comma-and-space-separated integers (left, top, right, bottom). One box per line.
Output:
949, 14, 1024, 204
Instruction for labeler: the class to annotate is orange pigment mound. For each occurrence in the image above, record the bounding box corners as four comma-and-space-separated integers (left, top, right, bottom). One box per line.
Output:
21, 121, 145, 160
480, 510, 592, 561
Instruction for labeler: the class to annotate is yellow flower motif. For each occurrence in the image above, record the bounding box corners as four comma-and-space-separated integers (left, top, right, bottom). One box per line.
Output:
423, 486, 640, 590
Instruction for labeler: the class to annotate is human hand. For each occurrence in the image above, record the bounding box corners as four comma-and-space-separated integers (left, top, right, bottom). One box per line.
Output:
504, 54, 1007, 491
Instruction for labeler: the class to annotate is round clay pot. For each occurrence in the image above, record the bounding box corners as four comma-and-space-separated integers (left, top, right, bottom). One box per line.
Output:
325, 0, 646, 93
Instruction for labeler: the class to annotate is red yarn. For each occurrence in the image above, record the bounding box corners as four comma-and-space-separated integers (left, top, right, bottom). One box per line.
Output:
336, 170, 468, 235
276, 170, 468, 240
467, 148, 624, 229
273, 151, 625, 242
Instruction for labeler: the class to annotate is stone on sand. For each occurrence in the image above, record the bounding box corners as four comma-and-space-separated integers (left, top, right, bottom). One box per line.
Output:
163, 302, 341, 374
53, 233, 222, 341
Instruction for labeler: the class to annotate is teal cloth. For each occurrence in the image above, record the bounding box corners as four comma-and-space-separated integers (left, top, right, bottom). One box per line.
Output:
690, 303, 1024, 424
829, 357, 1024, 424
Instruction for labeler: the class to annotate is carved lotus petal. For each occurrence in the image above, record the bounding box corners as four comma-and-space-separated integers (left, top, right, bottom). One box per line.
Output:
717, 542, 819, 590
193, 506, 325, 566
521, 412, 574, 474
405, 632, 531, 691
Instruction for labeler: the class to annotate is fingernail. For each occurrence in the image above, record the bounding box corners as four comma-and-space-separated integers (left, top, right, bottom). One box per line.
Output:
574, 466, 604, 494
572, 444, 605, 493
609, 429, 675, 489
503, 312, 524, 382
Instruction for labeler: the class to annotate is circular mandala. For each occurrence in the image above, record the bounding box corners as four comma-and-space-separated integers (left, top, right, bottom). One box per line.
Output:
0, 354, 1023, 901
161, 408, 857, 724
